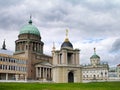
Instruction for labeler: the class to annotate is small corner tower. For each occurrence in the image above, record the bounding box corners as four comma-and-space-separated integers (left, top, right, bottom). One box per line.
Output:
52, 29, 82, 83
90, 48, 100, 66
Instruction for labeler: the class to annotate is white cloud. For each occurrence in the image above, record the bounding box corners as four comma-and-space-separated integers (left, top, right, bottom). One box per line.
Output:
0, 0, 120, 67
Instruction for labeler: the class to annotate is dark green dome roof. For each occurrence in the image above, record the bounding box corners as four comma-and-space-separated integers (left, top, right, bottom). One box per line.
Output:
19, 19, 40, 36
61, 38, 73, 49
90, 54, 100, 59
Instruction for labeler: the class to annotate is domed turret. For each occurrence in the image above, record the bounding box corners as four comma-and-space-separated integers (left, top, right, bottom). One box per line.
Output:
15, 16, 44, 54
90, 48, 100, 66
61, 29, 73, 49
19, 16, 40, 36
90, 48, 100, 59
61, 39, 73, 49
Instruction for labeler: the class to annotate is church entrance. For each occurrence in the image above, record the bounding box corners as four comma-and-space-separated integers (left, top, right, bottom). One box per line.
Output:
68, 72, 74, 83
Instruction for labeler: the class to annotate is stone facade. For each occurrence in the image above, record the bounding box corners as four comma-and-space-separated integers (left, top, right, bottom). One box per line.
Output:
82, 48, 109, 81
52, 31, 82, 83
0, 53, 27, 81
117, 64, 120, 79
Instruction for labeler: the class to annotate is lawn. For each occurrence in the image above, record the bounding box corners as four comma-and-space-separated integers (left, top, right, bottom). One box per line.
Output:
0, 82, 120, 90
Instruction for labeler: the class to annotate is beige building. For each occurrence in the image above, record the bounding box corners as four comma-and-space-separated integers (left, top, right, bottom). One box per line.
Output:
0, 41, 27, 81
82, 48, 109, 81
52, 30, 82, 83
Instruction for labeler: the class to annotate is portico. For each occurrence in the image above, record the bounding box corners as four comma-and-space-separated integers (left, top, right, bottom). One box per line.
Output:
35, 62, 52, 81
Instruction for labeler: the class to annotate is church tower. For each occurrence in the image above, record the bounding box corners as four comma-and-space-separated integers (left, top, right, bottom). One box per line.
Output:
14, 16, 44, 54
14, 17, 48, 80
52, 29, 82, 83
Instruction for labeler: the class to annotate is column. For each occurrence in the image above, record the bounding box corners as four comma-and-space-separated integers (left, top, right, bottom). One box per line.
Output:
39, 44, 41, 53
15, 74, 18, 81
56, 53, 59, 64
25, 74, 27, 81
36, 67, 38, 77
39, 67, 41, 78
38, 67, 39, 77
48, 68, 51, 79
6, 73, 8, 80
43, 67, 44, 79
76, 52, 79, 64
37, 43, 39, 52
72, 53, 74, 64
46, 68, 47, 79
62, 50, 67, 64
20, 42, 22, 51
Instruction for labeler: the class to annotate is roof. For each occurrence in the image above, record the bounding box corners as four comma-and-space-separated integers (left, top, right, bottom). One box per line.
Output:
35, 62, 52, 67
90, 54, 100, 59
61, 29, 73, 49
0, 49, 13, 55
19, 18, 40, 36
61, 40, 73, 49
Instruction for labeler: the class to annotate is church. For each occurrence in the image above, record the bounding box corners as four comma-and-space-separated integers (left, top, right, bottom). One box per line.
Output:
0, 17, 82, 83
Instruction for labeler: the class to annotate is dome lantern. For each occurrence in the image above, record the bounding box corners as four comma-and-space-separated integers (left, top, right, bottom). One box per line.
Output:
90, 48, 100, 59
28, 15, 32, 24
61, 29, 73, 49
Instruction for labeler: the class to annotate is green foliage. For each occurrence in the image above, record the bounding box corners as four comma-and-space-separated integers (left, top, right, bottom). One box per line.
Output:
0, 82, 120, 90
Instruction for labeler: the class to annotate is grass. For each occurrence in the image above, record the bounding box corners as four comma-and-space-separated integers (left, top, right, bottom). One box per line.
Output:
0, 82, 120, 90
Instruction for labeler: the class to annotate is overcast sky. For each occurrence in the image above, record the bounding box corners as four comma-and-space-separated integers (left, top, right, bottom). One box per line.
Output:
0, 0, 120, 67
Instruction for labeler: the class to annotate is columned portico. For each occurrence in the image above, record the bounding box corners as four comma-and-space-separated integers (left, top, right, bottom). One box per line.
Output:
36, 67, 52, 80
35, 62, 52, 81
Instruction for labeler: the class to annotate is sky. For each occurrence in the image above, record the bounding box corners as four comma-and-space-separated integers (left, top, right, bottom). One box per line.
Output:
0, 0, 120, 67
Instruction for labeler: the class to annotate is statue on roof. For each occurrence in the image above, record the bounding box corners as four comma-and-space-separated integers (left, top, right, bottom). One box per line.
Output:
2, 39, 7, 50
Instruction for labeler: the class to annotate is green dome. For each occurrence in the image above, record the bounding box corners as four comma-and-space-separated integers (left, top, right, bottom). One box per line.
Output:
19, 19, 40, 36
90, 54, 100, 59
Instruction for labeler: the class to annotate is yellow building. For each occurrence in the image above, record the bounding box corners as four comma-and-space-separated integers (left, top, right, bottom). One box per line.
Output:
0, 41, 27, 80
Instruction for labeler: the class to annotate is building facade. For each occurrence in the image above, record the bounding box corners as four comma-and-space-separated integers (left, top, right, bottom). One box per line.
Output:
82, 48, 109, 81
117, 64, 120, 79
0, 41, 27, 81
0, 17, 82, 83
13, 18, 52, 81
108, 67, 117, 80
52, 30, 82, 83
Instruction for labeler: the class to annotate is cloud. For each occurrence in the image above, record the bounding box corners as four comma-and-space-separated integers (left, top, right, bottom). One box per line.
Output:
110, 38, 120, 53
0, 0, 120, 66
